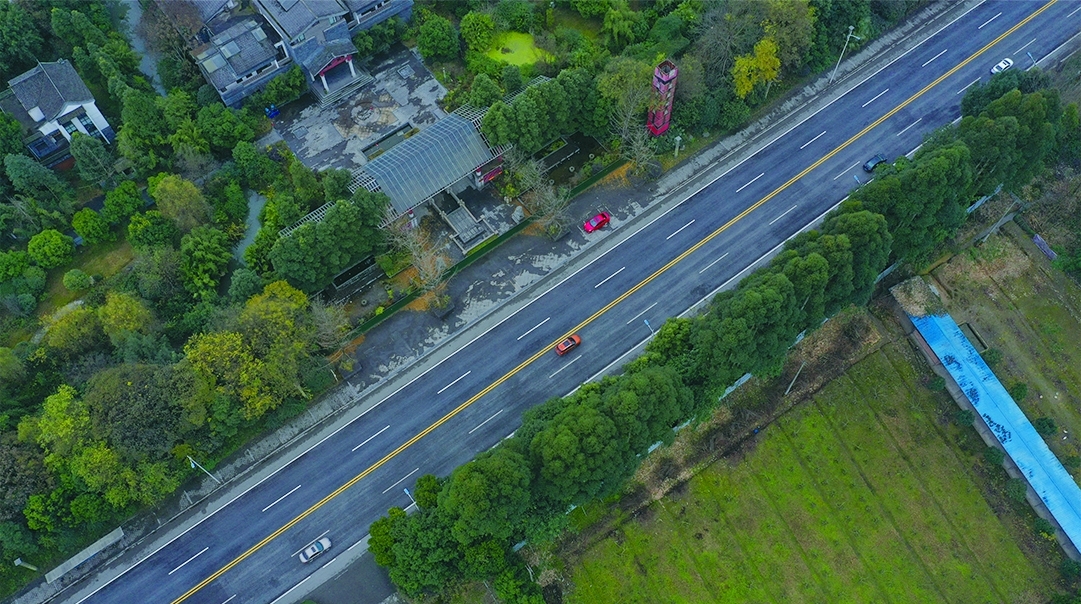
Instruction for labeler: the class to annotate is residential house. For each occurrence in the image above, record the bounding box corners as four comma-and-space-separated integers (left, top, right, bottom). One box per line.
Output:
0, 60, 114, 167
186, 0, 411, 108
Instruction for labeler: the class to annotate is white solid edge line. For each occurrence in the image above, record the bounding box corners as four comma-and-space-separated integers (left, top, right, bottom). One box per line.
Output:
68, 2, 995, 601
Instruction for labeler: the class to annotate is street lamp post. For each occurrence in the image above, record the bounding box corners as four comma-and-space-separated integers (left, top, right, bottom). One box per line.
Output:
830, 26, 862, 84
187, 455, 222, 485
13, 558, 38, 572
404, 488, 417, 507
644, 319, 655, 335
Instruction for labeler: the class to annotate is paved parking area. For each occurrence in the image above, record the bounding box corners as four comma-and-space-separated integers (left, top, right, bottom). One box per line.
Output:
271, 45, 447, 172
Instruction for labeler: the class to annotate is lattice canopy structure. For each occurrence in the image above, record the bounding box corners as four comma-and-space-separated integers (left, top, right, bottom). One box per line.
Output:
361, 114, 493, 217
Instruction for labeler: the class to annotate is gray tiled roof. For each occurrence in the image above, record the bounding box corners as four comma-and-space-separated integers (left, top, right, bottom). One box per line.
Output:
8, 60, 92, 123
362, 115, 494, 215
255, 0, 344, 40
191, 0, 231, 23
294, 20, 355, 75
194, 18, 279, 89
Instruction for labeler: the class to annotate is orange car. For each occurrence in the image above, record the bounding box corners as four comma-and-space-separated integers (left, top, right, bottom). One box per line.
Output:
555, 334, 581, 356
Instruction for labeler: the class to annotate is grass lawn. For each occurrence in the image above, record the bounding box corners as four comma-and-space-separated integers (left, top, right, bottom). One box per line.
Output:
40, 234, 134, 316
486, 32, 553, 67
564, 339, 1057, 603
931, 227, 1081, 472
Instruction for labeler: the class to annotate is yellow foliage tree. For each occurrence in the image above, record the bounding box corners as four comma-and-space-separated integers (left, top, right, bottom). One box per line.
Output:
732, 37, 781, 99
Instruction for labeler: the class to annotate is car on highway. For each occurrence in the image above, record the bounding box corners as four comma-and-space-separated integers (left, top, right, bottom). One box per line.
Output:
863, 154, 887, 172
555, 334, 581, 356
299, 537, 331, 563
583, 211, 611, 233
991, 57, 1013, 74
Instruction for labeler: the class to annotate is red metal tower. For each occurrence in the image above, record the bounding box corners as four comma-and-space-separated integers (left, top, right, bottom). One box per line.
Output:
648, 60, 678, 136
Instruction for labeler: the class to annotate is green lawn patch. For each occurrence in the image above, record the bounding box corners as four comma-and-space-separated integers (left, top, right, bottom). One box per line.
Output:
565, 341, 1056, 603
40, 234, 134, 317
486, 32, 553, 66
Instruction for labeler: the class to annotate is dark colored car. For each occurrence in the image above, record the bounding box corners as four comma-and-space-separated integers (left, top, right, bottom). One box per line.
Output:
555, 334, 581, 356
863, 154, 887, 172
583, 212, 611, 233
299, 537, 331, 563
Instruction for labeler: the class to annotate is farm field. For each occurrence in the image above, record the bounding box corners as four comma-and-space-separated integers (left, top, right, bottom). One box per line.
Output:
564, 340, 1057, 603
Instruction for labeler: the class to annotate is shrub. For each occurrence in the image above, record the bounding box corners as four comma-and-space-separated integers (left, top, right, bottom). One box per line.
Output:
927, 375, 946, 391
1064, 456, 1081, 472
1035, 517, 1056, 536
63, 269, 94, 291
1005, 478, 1027, 503
981, 348, 1003, 367
950, 408, 973, 426
983, 446, 1005, 466
1033, 416, 1058, 437
1008, 382, 1028, 402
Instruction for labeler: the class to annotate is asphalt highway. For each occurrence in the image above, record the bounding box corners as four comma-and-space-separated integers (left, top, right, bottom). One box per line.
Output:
68, 2, 1081, 603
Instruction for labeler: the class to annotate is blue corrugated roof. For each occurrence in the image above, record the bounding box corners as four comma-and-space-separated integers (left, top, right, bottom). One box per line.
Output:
911, 312, 1081, 550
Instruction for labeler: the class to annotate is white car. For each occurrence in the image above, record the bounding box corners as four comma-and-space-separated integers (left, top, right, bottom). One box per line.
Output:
991, 58, 1013, 74
299, 537, 331, 563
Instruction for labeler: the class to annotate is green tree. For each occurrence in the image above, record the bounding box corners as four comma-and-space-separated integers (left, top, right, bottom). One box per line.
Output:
571, 0, 610, 18
441, 447, 532, 545
269, 196, 386, 293
511, 92, 545, 154
413, 474, 442, 510
227, 267, 264, 303
501, 64, 522, 93
4, 154, 73, 211
128, 211, 179, 249
232, 141, 276, 189
821, 209, 891, 304
102, 180, 143, 225
179, 226, 232, 299
732, 37, 780, 99
601, 1, 641, 51
43, 306, 102, 357
321, 168, 353, 203
62, 268, 93, 291
149, 173, 211, 233
97, 291, 154, 346
480, 101, 515, 147
417, 15, 459, 61
529, 402, 625, 509
459, 11, 495, 52
196, 103, 255, 157
84, 364, 182, 462
70, 132, 115, 185
469, 73, 502, 108
27, 229, 74, 268
0, 250, 29, 282
72, 208, 113, 245
33, 385, 90, 459
763, 0, 815, 73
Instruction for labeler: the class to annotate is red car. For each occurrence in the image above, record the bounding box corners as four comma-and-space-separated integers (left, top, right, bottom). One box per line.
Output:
583, 212, 611, 233
555, 334, 581, 356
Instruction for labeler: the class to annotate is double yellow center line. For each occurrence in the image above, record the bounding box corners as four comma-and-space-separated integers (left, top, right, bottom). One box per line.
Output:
171, 2, 1055, 601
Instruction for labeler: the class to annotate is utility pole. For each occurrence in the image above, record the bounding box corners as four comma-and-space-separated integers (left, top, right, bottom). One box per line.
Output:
830, 26, 862, 84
